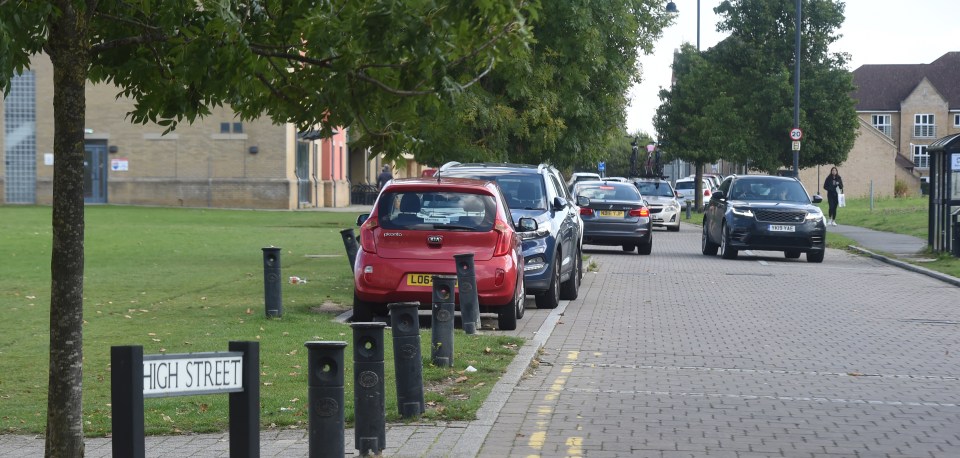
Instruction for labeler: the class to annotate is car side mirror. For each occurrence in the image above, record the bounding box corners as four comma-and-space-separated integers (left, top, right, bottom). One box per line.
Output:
711, 190, 725, 201
553, 196, 568, 211
357, 214, 369, 226
518, 217, 538, 232
675, 191, 683, 198
576, 195, 590, 207
812, 194, 823, 204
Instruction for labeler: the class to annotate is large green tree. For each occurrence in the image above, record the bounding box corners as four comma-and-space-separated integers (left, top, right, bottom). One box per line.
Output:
655, 0, 857, 184
407, 0, 672, 170
0, 1, 531, 455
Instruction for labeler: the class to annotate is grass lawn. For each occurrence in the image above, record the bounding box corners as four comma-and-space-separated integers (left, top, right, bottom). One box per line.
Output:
0, 206, 522, 436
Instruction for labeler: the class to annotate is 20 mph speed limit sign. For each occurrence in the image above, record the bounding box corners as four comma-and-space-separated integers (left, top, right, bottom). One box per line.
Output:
789, 128, 803, 141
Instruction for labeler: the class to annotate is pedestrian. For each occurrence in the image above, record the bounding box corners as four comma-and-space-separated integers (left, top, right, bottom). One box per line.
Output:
822, 166, 844, 226
376, 165, 393, 189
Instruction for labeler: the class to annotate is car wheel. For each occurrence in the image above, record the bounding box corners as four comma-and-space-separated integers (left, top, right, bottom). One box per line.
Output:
720, 223, 738, 259
784, 250, 802, 259
807, 250, 825, 263
353, 291, 375, 322
515, 273, 526, 320
701, 222, 719, 256
535, 254, 561, 309
559, 247, 581, 300
637, 236, 652, 255
621, 244, 635, 252
497, 294, 518, 330
668, 224, 680, 232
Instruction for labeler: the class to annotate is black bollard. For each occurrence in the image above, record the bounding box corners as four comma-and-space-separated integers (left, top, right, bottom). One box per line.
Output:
304, 341, 348, 458
430, 275, 456, 367
352, 322, 387, 457
340, 228, 359, 272
685, 200, 692, 220
454, 253, 480, 334
388, 302, 425, 418
262, 247, 282, 317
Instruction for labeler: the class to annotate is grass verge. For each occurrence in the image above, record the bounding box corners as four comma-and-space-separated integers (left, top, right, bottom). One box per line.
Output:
0, 205, 523, 436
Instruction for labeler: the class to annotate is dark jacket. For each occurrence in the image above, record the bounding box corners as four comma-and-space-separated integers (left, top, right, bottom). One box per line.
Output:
377, 171, 393, 189
823, 175, 844, 196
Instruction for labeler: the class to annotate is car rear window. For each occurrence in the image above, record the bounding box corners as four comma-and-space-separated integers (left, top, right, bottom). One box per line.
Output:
445, 174, 547, 211
573, 183, 641, 201
635, 182, 675, 197
674, 181, 694, 190
377, 191, 497, 231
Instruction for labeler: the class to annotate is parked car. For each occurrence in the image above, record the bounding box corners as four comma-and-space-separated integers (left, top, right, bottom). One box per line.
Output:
437, 162, 583, 309
567, 172, 602, 192
571, 181, 653, 255
632, 178, 682, 232
701, 174, 826, 262
353, 177, 536, 330
674, 177, 713, 206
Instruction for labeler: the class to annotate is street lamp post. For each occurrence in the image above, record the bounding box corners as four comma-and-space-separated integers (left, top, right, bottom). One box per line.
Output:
793, 0, 801, 177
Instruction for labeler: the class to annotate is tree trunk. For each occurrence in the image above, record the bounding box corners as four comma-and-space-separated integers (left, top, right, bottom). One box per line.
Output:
45, 2, 90, 456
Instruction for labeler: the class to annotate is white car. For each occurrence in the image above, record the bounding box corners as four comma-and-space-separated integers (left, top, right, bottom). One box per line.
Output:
633, 179, 681, 231
567, 172, 601, 191
674, 177, 713, 207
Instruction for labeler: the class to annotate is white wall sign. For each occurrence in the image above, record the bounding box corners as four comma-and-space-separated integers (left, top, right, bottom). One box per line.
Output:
44, 153, 54, 165
111, 158, 129, 171
143, 352, 244, 398
951, 153, 960, 171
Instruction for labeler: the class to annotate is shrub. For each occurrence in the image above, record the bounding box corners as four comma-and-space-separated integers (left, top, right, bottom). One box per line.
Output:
894, 178, 908, 198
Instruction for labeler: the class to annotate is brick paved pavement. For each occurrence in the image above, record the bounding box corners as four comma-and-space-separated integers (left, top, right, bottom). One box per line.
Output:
4, 221, 959, 457
479, 223, 960, 457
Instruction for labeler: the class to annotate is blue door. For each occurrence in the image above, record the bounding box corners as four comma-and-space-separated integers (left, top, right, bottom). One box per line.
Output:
84, 143, 108, 204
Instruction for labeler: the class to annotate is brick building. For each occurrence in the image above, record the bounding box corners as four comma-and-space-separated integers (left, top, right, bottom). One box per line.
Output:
799, 52, 960, 198
1, 54, 423, 209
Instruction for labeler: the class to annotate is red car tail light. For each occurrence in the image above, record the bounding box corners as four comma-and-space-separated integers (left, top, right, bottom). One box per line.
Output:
494, 268, 505, 286
629, 207, 650, 217
359, 218, 378, 253
493, 220, 513, 257
580, 207, 594, 216
704, 188, 711, 197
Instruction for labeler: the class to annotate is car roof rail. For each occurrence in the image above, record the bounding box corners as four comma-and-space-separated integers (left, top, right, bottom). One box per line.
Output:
537, 163, 549, 173
438, 161, 461, 172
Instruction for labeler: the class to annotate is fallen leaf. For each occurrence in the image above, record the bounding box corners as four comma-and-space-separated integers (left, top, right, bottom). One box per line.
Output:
245, 308, 253, 315
484, 347, 492, 354
454, 376, 468, 383
199, 404, 209, 412
148, 333, 157, 336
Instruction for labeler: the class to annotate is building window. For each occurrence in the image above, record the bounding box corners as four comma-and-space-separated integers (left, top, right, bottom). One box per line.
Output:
871, 114, 892, 137
914, 114, 935, 138
220, 122, 230, 133
913, 144, 929, 168
954, 113, 960, 127
232, 122, 243, 134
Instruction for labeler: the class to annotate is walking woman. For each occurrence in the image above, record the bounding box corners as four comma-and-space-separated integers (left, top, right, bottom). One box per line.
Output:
822, 166, 844, 226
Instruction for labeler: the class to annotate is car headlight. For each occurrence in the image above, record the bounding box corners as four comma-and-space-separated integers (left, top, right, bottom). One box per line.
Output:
525, 255, 547, 272
667, 201, 681, 211
806, 209, 824, 221
520, 227, 551, 240
731, 207, 754, 217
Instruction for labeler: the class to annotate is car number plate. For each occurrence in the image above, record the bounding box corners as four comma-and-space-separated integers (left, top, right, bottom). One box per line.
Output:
769, 225, 796, 232
598, 210, 624, 217
407, 274, 457, 287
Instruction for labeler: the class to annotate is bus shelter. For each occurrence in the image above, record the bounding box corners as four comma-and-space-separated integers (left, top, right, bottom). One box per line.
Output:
926, 133, 960, 256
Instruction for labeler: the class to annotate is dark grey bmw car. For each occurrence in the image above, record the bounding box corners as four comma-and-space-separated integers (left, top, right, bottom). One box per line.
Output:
701, 175, 827, 262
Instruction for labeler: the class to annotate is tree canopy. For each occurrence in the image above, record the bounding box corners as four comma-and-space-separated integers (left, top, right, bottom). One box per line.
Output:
655, 0, 857, 175
407, 0, 672, 170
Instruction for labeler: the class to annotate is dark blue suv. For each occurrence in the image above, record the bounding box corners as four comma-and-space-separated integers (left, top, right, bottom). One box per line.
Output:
437, 162, 583, 308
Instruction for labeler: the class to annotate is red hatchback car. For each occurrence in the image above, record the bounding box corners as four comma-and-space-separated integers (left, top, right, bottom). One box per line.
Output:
353, 177, 535, 330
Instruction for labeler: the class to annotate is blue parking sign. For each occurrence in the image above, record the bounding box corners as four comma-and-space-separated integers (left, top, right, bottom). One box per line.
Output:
598, 161, 605, 172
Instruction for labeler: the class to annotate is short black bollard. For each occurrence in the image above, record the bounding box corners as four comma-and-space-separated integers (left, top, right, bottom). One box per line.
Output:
262, 246, 282, 318
388, 302, 425, 418
685, 200, 692, 220
340, 228, 359, 272
454, 253, 480, 334
352, 322, 387, 457
304, 341, 348, 458
431, 275, 456, 367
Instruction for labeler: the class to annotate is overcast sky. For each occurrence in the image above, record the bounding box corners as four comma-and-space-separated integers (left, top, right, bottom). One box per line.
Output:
626, 0, 960, 137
